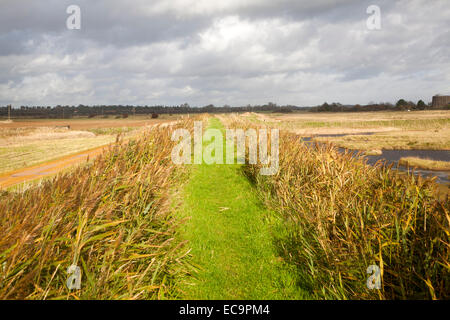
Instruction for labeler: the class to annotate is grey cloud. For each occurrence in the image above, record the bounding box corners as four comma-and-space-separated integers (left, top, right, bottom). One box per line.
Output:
0, 0, 449, 106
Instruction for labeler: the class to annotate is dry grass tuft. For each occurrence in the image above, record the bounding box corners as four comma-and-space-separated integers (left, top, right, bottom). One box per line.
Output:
238, 119, 449, 299
399, 157, 450, 171
0, 119, 195, 299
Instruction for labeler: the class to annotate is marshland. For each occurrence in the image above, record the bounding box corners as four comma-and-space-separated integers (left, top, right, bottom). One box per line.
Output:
0, 111, 448, 300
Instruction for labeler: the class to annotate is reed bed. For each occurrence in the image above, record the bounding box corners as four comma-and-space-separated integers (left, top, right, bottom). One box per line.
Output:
0, 120, 194, 299
398, 157, 450, 171
240, 124, 449, 299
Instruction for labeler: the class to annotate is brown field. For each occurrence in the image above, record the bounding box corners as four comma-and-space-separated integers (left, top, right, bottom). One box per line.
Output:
0, 115, 180, 184
0, 114, 180, 130
261, 110, 450, 122
244, 110, 450, 150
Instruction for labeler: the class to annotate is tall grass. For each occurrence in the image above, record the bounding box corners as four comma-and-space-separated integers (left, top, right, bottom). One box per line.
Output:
398, 157, 450, 171
0, 121, 193, 299
243, 130, 449, 299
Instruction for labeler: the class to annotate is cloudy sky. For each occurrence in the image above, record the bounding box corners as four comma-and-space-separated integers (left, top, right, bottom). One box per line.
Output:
0, 0, 449, 107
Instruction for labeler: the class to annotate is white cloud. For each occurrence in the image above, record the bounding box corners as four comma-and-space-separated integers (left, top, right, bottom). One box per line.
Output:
0, 73, 93, 104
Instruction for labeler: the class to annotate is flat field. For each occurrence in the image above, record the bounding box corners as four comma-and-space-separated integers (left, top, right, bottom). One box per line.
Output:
0, 115, 179, 175
245, 110, 450, 151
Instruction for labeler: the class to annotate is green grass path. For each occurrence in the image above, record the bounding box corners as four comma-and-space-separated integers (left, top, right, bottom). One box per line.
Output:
177, 118, 309, 299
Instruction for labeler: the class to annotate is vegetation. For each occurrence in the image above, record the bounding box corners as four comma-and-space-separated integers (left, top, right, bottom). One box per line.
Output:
87, 127, 137, 136
399, 157, 450, 171
417, 100, 427, 109
296, 118, 450, 130
1, 98, 447, 120
313, 129, 450, 151
363, 149, 383, 156
243, 130, 449, 299
0, 104, 304, 118
0, 122, 193, 299
312, 100, 434, 113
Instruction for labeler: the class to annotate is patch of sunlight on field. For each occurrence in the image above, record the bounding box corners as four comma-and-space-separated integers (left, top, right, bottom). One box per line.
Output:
0, 136, 115, 174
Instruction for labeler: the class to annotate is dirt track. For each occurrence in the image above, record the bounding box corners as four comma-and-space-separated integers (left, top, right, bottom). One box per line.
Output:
0, 118, 182, 189
0, 144, 109, 189
0, 120, 180, 189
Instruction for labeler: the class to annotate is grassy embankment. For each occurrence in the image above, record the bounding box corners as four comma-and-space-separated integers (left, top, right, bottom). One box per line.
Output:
176, 117, 310, 299
0, 123, 192, 299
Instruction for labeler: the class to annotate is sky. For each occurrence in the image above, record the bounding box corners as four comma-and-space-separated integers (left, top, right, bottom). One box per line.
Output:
0, 0, 449, 107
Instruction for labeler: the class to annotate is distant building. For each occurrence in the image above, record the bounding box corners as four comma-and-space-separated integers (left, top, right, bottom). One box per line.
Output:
431, 95, 450, 108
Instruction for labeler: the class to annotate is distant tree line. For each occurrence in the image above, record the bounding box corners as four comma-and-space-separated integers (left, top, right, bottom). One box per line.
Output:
0, 103, 303, 118
308, 98, 449, 112
0, 99, 447, 118
310, 99, 449, 112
